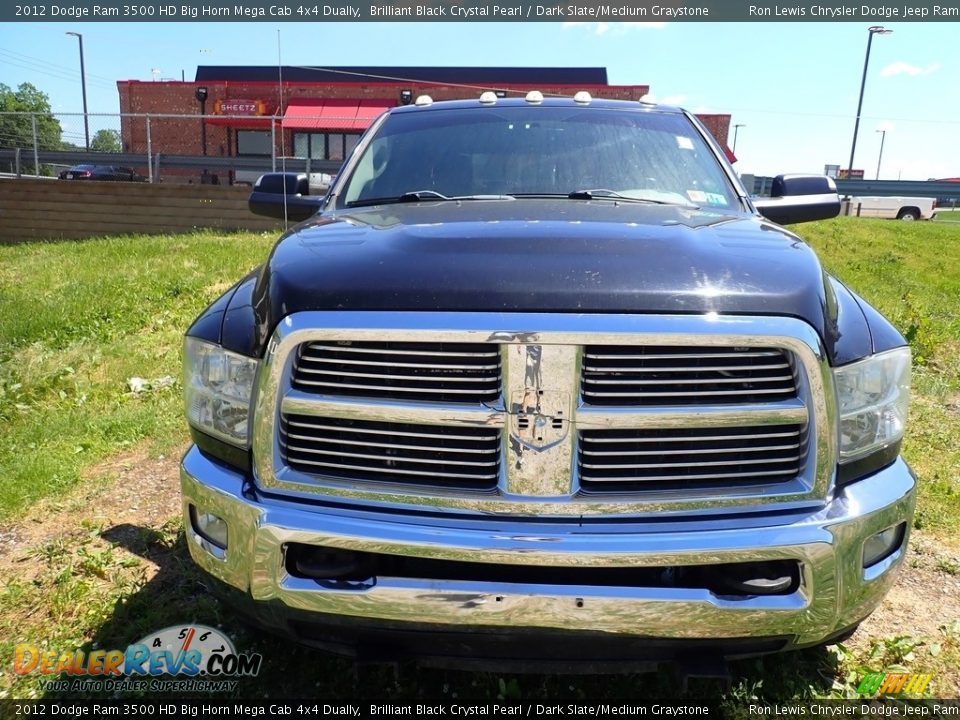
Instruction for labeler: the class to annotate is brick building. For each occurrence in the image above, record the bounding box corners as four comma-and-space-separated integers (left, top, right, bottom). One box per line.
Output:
117, 66, 733, 184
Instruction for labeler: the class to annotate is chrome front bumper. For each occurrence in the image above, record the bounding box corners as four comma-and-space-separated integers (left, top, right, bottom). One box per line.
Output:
181, 445, 915, 652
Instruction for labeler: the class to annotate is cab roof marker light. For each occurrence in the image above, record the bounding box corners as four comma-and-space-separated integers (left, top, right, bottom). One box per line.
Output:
573, 91, 592, 105
414, 95, 434, 107
479, 91, 498, 105
525, 90, 544, 105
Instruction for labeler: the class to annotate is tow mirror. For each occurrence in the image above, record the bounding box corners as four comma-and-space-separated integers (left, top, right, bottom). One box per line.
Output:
248, 172, 324, 221
753, 174, 841, 225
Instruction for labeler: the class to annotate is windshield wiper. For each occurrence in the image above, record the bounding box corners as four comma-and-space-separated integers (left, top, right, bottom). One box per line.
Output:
568, 188, 632, 200
345, 190, 450, 207
398, 190, 451, 202
568, 189, 698, 207
508, 190, 696, 207
345, 191, 515, 208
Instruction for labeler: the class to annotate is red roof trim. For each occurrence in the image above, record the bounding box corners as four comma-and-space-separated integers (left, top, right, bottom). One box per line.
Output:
118, 79, 650, 91
204, 116, 275, 128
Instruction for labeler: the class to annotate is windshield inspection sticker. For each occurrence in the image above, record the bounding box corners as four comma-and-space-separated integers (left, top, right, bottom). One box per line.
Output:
686, 190, 707, 203
705, 192, 727, 206
676, 136, 695, 150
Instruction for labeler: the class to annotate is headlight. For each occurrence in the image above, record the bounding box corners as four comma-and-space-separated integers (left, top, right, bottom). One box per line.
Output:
834, 347, 910, 463
184, 337, 259, 448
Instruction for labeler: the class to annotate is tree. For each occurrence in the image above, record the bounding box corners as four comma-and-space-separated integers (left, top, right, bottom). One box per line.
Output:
90, 129, 121, 153
0, 83, 64, 174
0, 83, 64, 151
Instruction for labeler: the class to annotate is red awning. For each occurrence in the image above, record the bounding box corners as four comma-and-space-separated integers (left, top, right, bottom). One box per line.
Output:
352, 100, 390, 130
282, 99, 390, 131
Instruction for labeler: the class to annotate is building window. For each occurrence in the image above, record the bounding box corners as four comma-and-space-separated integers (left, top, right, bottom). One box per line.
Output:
237, 130, 272, 156
293, 132, 362, 161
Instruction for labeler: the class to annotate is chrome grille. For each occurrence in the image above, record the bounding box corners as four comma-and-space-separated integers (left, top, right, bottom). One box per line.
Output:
280, 414, 501, 490
256, 312, 833, 515
578, 425, 807, 490
581, 346, 797, 406
292, 341, 501, 403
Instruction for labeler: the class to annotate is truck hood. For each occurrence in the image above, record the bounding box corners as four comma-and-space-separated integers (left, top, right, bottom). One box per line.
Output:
246, 199, 848, 357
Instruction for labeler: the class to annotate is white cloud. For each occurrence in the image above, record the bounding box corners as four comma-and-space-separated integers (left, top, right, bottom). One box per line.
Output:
562, 22, 666, 35
880, 61, 941, 77
660, 95, 687, 106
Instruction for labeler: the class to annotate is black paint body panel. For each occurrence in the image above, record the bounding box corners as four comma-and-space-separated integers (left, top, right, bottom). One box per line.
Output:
188, 199, 904, 366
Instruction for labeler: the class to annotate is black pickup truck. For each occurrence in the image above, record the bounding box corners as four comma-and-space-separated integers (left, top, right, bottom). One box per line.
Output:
181, 94, 915, 672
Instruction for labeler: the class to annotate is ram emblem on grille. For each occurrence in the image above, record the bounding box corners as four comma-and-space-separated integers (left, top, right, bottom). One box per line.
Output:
508, 345, 569, 453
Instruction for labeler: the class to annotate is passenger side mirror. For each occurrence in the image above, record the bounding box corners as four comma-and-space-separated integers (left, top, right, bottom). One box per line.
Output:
753, 174, 841, 225
248, 172, 325, 222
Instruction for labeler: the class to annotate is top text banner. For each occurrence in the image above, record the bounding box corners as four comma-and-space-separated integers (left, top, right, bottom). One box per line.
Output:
5, 0, 960, 21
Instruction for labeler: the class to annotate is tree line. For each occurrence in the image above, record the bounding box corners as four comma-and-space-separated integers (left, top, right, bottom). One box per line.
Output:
1, 82, 121, 157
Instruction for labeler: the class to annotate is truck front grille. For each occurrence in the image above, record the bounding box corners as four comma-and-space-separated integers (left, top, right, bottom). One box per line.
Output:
255, 313, 832, 515
581, 346, 797, 405
293, 341, 501, 404
578, 425, 807, 491
280, 414, 501, 490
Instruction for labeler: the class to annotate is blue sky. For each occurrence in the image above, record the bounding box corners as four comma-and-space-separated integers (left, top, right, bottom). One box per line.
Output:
1, 21, 956, 179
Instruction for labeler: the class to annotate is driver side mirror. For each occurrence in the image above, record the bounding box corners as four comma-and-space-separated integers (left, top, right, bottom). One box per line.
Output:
753, 174, 840, 225
248, 172, 325, 222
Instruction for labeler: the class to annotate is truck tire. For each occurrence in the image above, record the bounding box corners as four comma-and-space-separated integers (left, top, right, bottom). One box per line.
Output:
897, 208, 920, 221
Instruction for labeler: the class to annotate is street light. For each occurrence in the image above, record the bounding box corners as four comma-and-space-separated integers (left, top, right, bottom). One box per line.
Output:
875, 129, 887, 180
195, 86, 208, 157
65, 31, 89, 150
847, 26, 892, 177
732, 123, 746, 154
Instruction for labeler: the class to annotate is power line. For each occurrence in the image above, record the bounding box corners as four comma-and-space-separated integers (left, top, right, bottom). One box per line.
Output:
0, 54, 116, 93
0, 46, 116, 84
283, 65, 573, 99
707, 103, 960, 127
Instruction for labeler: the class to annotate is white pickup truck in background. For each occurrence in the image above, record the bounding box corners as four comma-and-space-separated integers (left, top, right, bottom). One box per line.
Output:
845, 195, 938, 221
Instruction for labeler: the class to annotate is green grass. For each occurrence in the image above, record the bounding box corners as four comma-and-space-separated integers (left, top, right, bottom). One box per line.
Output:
1, 220, 959, 704
0, 230, 276, 517
799, 217, 960, 534
934, 208, 960, 222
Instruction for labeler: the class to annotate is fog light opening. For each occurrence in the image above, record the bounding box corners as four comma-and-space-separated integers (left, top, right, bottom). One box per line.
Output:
189, 504, 228, 551
285, 544, 373, 582
862, 522, 905, 569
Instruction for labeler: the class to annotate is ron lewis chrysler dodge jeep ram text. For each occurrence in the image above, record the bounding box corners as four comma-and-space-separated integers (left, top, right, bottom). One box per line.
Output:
181, 93, 915, 670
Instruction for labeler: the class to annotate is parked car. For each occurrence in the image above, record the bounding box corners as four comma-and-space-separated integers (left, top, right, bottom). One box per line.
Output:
845, 195, 937, 221
181, 94, 914, 673
58, 164, 144, 182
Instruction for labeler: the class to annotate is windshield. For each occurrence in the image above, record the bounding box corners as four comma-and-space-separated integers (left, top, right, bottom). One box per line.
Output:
338, 106, 738, 210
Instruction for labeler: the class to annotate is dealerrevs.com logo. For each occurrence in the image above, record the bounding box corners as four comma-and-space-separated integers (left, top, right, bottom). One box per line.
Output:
14, 624, 262, 693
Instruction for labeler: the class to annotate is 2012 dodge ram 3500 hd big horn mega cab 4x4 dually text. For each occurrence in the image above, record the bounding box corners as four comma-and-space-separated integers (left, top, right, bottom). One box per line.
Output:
181, 93, 915, 671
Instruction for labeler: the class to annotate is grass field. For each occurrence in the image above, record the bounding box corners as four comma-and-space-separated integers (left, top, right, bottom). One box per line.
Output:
0, 218, 958, 705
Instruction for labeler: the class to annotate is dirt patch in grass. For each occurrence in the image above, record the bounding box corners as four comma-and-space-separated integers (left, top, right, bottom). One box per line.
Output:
0, 444, 183, 582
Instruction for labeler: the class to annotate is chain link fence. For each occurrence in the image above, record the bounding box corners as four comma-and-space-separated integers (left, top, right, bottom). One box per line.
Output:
0, 110, 343, 185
